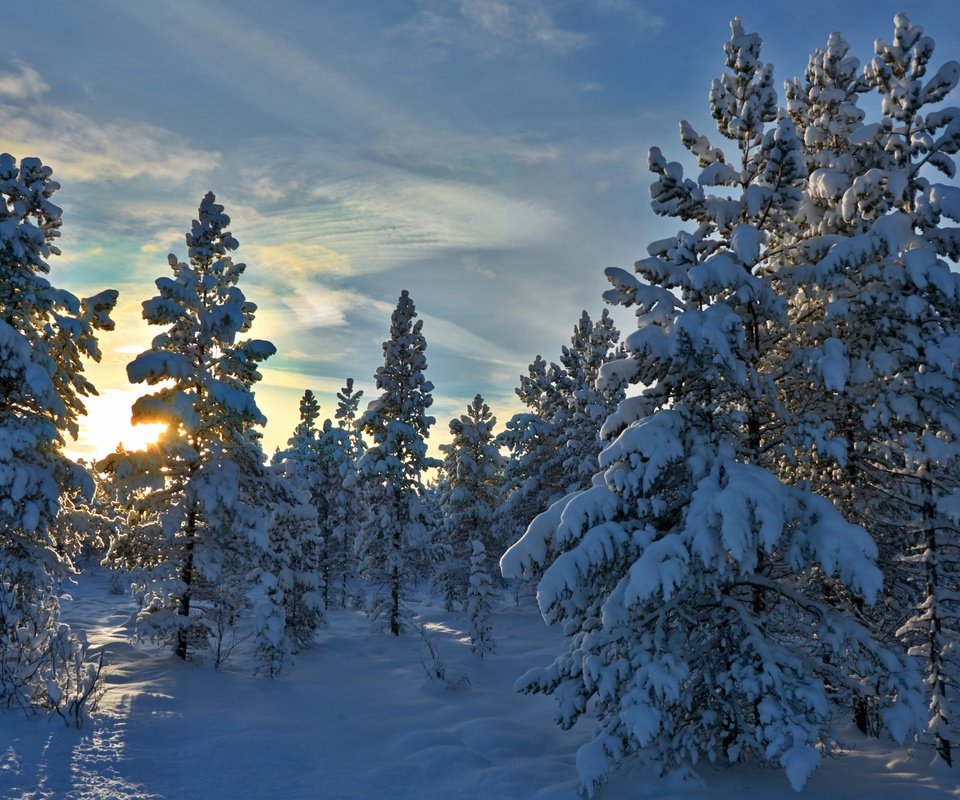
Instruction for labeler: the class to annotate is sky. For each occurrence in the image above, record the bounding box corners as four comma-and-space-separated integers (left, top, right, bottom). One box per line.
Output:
3, 0, 959, 460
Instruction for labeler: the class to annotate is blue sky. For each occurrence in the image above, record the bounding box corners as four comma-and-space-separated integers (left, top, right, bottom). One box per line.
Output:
3, 1, 959, 458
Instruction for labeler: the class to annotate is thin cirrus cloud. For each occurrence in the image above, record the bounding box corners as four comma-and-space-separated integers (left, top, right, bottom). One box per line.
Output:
224, 137, 568, 273
0, 64, 218, 185
254, 284, 357, 331
395, 0, 664, 60
398, 0, 590, 58
102, 0, 417, 142
0, 62, 48, 99
247, 242, 353, 280
352, 179, 564, 252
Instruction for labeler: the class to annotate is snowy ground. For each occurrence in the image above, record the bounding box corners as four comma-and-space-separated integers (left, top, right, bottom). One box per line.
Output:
0, 568, 956, 800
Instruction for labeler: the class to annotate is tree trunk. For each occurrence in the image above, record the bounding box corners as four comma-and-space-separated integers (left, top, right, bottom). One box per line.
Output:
925, 517, 951, 765
175, 508, 197, 660
390, 526, 401, 636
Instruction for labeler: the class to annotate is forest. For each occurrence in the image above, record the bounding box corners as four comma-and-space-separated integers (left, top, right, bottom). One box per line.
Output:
1, 11, 959, 798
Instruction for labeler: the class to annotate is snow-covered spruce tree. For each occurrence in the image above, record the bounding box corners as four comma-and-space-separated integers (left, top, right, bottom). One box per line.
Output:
436, 395, 505, 655
502, 20, 924, 794
845, 15, 960, 767
322, 378, 365, 609
495, 354, 570, 549
272, 390, 323, 497
558, 309, 626, 490
356, 291, 439, 636
778, 26, 906, 740
58, 473, 118, 565
273, 390, 328, 605
100, 193, 279, 664
497, 310, 623, 554
0, 153, 116, 717
275, 383, 372, 614
781, 14, 960, 762
87, 457, 132, 593
289, 389, 322, 452
496, 310, 624, 600
240, 437, 324, 677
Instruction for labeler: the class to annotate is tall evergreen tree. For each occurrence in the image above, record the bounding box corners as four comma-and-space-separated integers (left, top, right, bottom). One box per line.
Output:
101, 192, 277, 663
437, 395, 505, 655
356, 291, 439, 635
276, 385, 369, 613
268, 390, 328, 669
497, 309, 623, 563
0, 153, 117, 715
323, 378, 365, 608
496, 354, 570, 549
557, 309, 626, 489
502, 20, 924, 794
291, 390, 321, 450
781, 14, 960, 762
273, 389, 327, 604
249, 441, 324, 677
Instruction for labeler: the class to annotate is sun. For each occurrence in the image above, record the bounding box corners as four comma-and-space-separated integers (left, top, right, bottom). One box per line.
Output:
71, 388, 167, 461
118, 420, 166, 452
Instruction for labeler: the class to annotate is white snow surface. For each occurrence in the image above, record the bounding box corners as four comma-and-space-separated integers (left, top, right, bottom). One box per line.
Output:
0, 567, 955, 800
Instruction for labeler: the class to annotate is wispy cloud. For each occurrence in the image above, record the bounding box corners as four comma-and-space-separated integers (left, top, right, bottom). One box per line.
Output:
259, 364, 361, 395
222, 139, 566, 276
588, 0, 663, 32
461, 254, 497, 279
356, 179, 564, 252
132, 0, 415, 139
247, 243, 353, 279
49, 244, 106, 271
0, 63, 48, 99
395, 0, 662, 61
0, 63, 218, 184
461, 0, 589, 51
397, 0, 590, 59
418, 309, 520, 368
253, 286, 358, 331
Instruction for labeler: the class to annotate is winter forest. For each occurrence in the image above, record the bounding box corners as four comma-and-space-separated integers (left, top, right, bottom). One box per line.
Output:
3, 10, 960, 799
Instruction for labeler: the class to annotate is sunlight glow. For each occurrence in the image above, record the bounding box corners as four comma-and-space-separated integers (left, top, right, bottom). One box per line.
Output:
71, 388, 166, 461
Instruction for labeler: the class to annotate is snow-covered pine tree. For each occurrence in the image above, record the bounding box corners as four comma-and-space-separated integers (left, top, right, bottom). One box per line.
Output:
323, 378, 365, 609
272, 390, 323, 496
558, 309, 626, 490
58, 471, 117, 564
852, 16, 960, 767
290, 389, 321, 451
100, 192, 278, 663
356, 291, 439, 636
243, 437, 324, 677
779, 26, 902, 740
273, 389, 328, 603
87, 456, 132, 594
496, 310, 624, 570
467, 541, 494, 657
436, 394, 505, 655
782, 14, 960, 763
495, 354, 570, 549
502, 19, 924, 794
0, 153, 117, 716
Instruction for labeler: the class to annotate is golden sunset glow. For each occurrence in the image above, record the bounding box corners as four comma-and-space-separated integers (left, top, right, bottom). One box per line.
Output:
70, 388, 166, 461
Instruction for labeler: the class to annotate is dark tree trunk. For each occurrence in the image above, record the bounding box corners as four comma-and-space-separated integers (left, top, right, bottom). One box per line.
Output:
175, 508, 197, 660
390, 526, 401, 637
